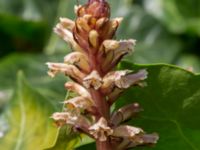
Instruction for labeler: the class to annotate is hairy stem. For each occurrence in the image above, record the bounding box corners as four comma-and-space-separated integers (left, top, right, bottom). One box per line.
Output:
90, 89, 110, 120
96, 140, 112, 150
88, 46, 112, 149
88, 51, 110, 119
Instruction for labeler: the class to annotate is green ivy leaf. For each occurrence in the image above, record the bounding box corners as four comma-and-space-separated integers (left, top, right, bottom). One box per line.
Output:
77, 62, 200, 150
0, 72, 59, 150
117, 61, 200, 150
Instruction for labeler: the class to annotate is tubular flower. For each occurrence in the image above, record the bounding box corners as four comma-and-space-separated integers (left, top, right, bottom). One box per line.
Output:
83, 70, 102, 90
89, 117, 113, 141
63, 96, 93, 110
110, 103, 143, 126
47, 0, 158, 149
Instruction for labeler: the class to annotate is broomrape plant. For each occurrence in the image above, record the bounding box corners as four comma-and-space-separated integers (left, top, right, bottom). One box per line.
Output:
46, 0, 159, 149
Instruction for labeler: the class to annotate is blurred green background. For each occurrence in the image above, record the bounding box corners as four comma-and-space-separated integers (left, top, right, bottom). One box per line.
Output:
0, 0, 200, 149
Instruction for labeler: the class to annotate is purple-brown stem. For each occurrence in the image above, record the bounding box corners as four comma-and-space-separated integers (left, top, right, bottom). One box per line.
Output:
87, 38, 112, 149
96, 140, 112, 150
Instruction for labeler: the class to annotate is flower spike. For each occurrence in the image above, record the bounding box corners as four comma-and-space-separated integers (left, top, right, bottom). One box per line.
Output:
47, 0, 158, 149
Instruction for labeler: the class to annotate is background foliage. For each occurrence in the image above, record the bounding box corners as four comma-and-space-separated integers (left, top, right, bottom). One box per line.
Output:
0, 0, 200, 149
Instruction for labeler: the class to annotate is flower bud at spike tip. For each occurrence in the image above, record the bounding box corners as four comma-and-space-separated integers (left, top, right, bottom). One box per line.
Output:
89, 30, 99, 48
47, 0, 158, 149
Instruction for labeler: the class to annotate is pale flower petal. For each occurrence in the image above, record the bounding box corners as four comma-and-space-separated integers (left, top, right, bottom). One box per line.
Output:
74, 5, 82, 15
54, 24, 83, 52
112, 17, 123, 24
127, 133, 159, 148
101, 69, 148, 94
103, 40, 119, 53
101, 39, 136, 72
111, 103, 142, 126
83, 70, 102, 90
120, 69, 148, 88
89, 117, 113, 141
117, 133, 159, 149
64, 96, 93, 110
51, 112, 78, 126
105, 17, 123, 38
46, 62, 86, 82
116, 39, 136, 52
59, 17, 75, 31
101, 70, 131, 94
64, 52, 90, 73
102, 39, 135, 54
51, 112, 91, 130
112, 125, 143, 138
112, 39, 136, 63
65, 81, 92, 98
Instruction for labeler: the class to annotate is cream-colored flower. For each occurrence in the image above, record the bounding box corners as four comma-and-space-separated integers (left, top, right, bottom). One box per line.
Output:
65, 81, 92, 98
89, 117, 113, 141
112, 39, 136, 63
59, 17, 75, 31
64, 52, 90, 73
54, 23, 83, 52
127, 133, 159, 148
112, 125, 143, 138
64, 96, 93, 110
118, 69, 148, 88
51, 111, 91, 129
101, 39, 136, 71
51, 112, 78, 126
105, 18, 123, 39
101, 70, 131, 94
112, 17, 123, 25
83, 70, 102, 90
102, 39, 136, 54
102, 40, 119, 52
111, 103, 142, 126
101, 69, 148, 94
46, 62, 86, 82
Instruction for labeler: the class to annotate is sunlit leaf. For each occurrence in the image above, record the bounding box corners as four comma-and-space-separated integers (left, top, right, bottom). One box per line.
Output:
0, 72, 58, 150
45, 126, 79, 150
